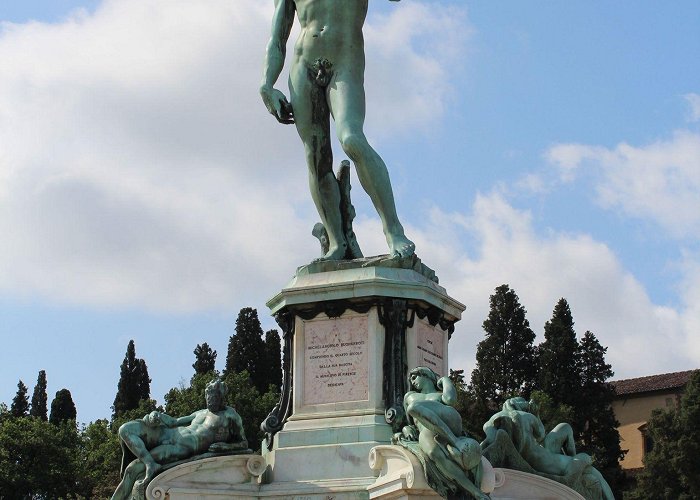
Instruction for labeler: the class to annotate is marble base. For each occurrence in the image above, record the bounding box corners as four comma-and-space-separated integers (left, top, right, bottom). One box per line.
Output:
366, 445, 584, 500
257, 264, 465, 498
145, 455, 265, 499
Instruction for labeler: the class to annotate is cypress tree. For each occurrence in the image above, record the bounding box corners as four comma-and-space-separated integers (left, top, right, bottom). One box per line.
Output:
264, 329, 282, 391
536, 298, 581, 413
577, 331, 626, 496
469, 285, 537, 423
193, 342, 217, 375
30, 370, 48, 420
49, 388, 77, 424
137, 359, 151, 401
224, 307, 267, 392
10, 380, 29, 417
112, 340, 151, 418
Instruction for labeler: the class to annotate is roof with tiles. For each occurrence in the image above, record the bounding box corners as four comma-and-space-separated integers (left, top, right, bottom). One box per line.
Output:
611, 369, 697, 396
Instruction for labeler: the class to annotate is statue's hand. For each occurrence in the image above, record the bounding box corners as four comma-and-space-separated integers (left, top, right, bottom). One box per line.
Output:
208, 442, 228, 453
208, 440, 247, 453
260, 86, 294, 125
402, 425, 419, 441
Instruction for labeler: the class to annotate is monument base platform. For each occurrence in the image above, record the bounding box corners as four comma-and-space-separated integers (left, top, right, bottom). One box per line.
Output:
260, 261, 464, 489
367, 445, 584, 500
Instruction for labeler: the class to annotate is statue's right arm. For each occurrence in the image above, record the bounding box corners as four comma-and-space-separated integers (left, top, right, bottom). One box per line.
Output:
260, 0, 295, 124
172, 412, 198, 427
437, 376, 457, 407
262, 0, 294, 89
150, 410, 197, 427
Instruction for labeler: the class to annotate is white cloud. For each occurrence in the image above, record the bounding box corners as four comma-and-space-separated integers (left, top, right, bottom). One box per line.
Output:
0, 0, 469, 311
3, 0, 695, 384
363, 3, 472, 139
407, 193, 698, 380
546, 130, 700, 239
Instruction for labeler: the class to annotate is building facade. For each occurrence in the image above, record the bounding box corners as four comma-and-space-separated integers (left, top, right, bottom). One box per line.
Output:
611, 369, 696, 471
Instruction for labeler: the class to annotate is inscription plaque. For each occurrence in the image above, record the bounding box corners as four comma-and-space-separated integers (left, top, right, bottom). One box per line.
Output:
416, 319, 446, 376
303, 315, 369, 405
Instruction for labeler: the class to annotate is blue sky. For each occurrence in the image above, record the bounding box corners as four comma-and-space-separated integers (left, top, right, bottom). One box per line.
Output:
1, 0, 698, 424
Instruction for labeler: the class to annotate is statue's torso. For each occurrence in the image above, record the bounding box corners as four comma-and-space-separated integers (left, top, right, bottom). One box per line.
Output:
172, 409, 233, 451
292, 0, 367, 65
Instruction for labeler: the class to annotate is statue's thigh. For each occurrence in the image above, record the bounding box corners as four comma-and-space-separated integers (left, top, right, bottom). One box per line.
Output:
150, 443, 190, 464
289, 65, 329, 141
327, 73, 366, 135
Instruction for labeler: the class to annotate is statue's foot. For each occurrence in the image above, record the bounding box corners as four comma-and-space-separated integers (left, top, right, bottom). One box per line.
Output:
388, 233, 415, 259
136, 462, 161, 490
312, 242, 347, 262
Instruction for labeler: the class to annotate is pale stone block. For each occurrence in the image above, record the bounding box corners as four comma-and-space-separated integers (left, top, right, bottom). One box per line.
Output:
406, 317, 449, 377
292, 309, 385, 419
489, 468, 585, 499
267, 266, 465, 322
145, 455, 264, 500
303, 313, 370, 405
367, 445, 585, 500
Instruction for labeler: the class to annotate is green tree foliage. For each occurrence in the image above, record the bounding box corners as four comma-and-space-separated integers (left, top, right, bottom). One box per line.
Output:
78, 419, 122, 497
112, 339, 152, 418
10, 380, 29, 417
225, 307, 267, 392
265, 329, 282, 390
469, 285, 537, 427
577, 331, 626, 497
49, 388, 77, 425
536, 298, 581, 412
164, 372, 219, 417
165, 370, 278, 452
449, 368, 484, 440
29, 370, 48, 421
193, 342, 217, 376
111, 398, 161, 432
0, 416, 81, 498
626, 370, 700, 500
529, 390, 575, 433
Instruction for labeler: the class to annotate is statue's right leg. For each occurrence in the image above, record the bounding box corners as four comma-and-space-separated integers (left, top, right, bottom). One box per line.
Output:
288, 63, 347, 260
118, 422, 161, 486
111, 460, 145, 500
544, 422, 576, 456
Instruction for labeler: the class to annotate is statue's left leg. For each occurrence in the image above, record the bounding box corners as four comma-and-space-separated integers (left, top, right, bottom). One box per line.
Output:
587, 467, 615, 500
406, 401, 461, 447
327, 70, 415, 258
544, 422, 576, 456
419, 432, 487, 500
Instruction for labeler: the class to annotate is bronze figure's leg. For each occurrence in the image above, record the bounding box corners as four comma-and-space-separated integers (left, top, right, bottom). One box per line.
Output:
327, 68, 415, 258
289, 60, 347, 261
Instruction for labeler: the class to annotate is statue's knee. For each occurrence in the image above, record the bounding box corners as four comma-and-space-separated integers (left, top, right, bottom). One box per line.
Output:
406, 402, 420, 418
339, 132, 367, 159
124, 459, 144, 478
118, 422, 131, 440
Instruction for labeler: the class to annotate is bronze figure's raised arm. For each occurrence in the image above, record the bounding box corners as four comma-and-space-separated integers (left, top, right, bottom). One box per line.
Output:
261, 0, 415, 261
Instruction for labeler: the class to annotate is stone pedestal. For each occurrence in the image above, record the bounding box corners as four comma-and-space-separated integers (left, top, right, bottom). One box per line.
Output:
145, 455, 265, 499
367, 445, 584, 500
260, 260, 465, 498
